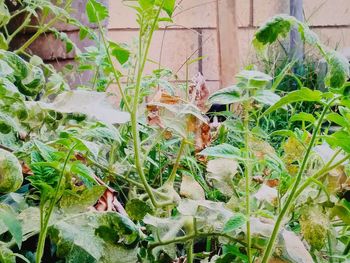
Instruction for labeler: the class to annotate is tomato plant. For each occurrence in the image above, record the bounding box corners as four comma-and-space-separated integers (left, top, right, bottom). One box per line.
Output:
0, 1, 350, 263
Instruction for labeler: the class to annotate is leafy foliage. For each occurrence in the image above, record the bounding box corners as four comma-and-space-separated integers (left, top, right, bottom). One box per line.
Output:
0, 1, 350, 263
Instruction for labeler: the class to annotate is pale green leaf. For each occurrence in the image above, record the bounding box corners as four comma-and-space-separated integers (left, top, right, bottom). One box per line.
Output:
199, 144, 242, 160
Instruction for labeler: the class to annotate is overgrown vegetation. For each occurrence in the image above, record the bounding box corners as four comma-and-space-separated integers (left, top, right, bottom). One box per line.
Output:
0, 1, 350, 262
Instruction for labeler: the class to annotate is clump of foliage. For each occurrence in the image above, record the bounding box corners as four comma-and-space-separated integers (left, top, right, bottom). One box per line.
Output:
0, 1, 350, 263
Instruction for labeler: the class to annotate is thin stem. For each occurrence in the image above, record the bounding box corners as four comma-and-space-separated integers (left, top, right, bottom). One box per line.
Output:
36, 144, 76, 263
96, 20, 131, 112
261, 99, 334, 263
7, 13, 32, 43
130, 1, 166, 208
294, 153, 350, 200
243, 99, 252, 263
16, 0, 73, 54
148, 232, 244, 251
166, 138, 187, 185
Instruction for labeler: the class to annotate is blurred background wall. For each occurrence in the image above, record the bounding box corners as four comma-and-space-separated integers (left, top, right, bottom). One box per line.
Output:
108, 0, 350, 92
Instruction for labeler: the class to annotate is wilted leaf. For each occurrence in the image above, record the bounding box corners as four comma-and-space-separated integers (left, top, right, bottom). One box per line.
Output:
180, 175, 205, 200
249, 137, 276, 160
188, 73, 210, 112
279, 230, 313, 263
206, 159, 238, 196
300, 207, 328, 250
253, 184, 278, 205
30, 90, 130, 124
49, 212, 138, 263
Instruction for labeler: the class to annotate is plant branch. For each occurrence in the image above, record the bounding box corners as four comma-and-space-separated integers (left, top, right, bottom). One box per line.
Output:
166, 138, 187, 185
261, 98, 335, 263
130, 0, 166, 208
36, 144, 77, 263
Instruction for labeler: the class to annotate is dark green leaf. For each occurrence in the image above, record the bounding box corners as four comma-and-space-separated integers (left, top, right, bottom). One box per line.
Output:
126, 199, 152, 221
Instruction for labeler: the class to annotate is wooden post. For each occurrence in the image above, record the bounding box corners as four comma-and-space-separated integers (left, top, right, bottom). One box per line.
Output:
216, 0, 239, 87
290, 0, 304, 63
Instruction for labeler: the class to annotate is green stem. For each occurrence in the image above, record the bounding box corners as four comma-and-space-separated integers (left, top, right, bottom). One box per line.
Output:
166, 138, 187, 185
187, 240, 194, 263
261, 99, 334, 263
7, 13, 32, 44
129, 0, 166, 208
96, 19, 131, 112
16, 0, 73, 54
294, 153, 350, 200
148, 232, 244, 251
243, 99, 252, 263
36, 144, 76, 263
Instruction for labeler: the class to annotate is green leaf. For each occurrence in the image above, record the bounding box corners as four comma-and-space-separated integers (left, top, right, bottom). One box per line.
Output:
0, 33, 8, 50
199, 144, 242, 160
253, 15, 294, 47
49, 212, 139, 263
0, 244, 15, 263
70, 162, 97, 187
331, 199, 350, 225
290, 112, 316, 124
209, 85, 247, 105
86, 0, 109, 23
59, 185, 106, 212
0, 207, 22, 248
325, 113, 349, 128
126, 199, 152, 221
223, 213, 246, 233
262, 87, 323, 116
325, 50, 350, 91
325, 131, 350, 153
0, 1, 10, 28
236, 70, 272, 88
109, 42, 130, 65
139, 0, 154, 10
34, 140, 58, 162
156, 0, 175, 16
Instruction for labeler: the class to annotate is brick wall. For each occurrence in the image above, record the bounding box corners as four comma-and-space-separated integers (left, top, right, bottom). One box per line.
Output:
108, 0, 350, 92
